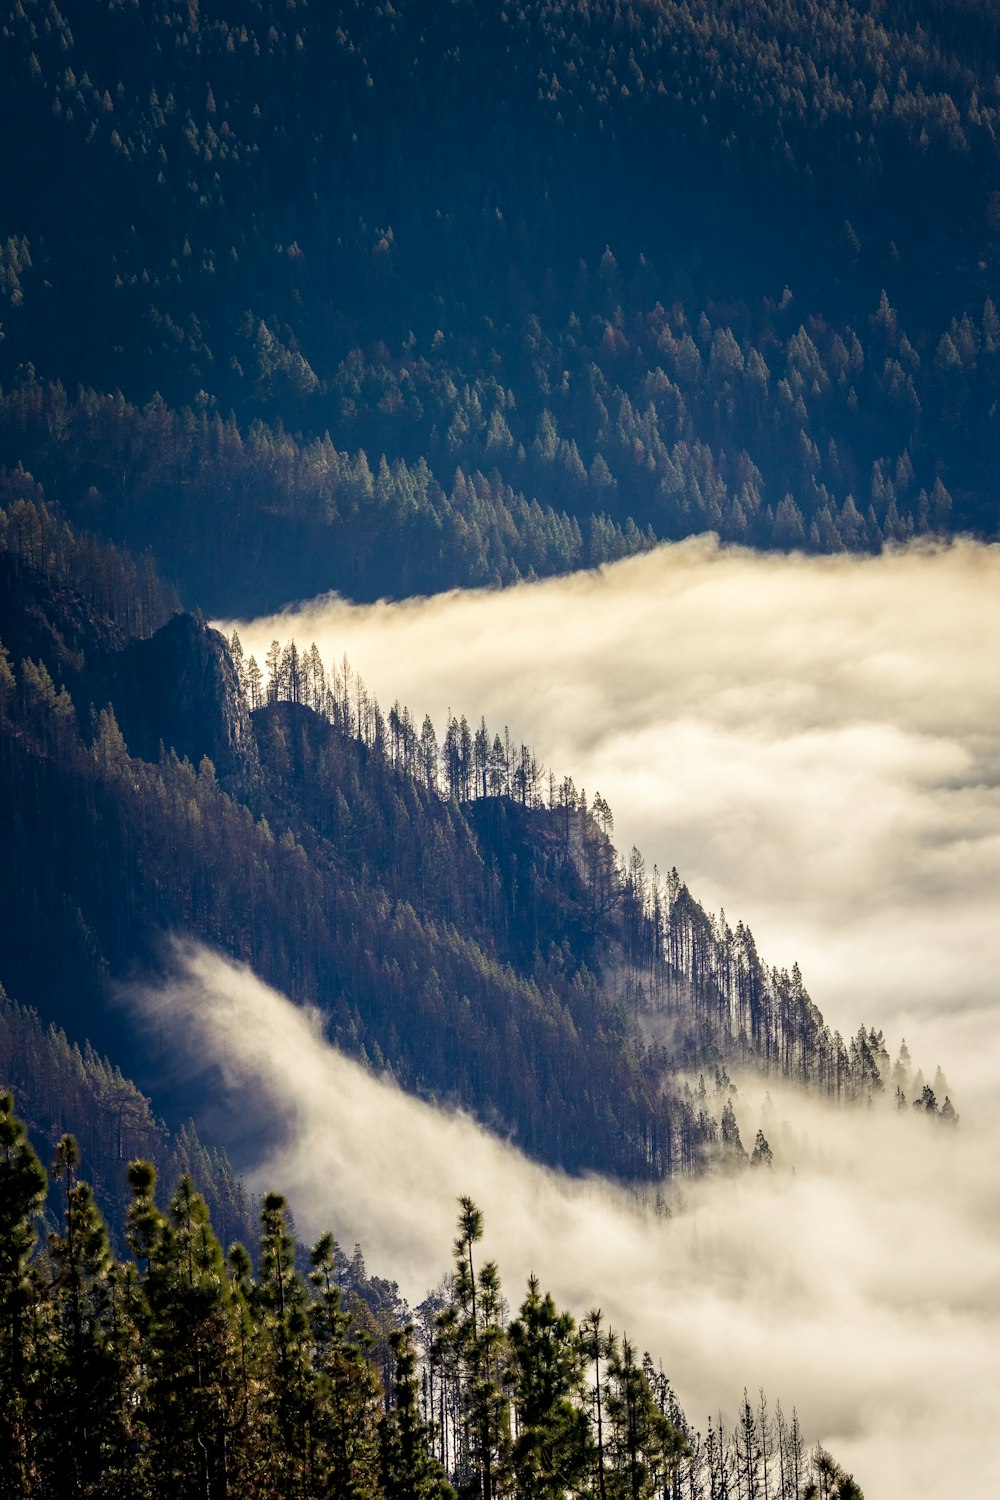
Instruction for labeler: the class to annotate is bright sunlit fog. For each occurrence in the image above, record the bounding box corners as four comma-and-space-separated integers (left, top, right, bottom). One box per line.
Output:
140, 945, 1000, 1500
226, 536, 1000, 1070
215, 538, 1000, 1495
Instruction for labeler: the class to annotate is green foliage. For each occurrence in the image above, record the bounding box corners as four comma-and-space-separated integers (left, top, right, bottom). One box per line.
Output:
508, 1276, 592, 1498
1, 1106, 865, 1500
379, 1325, 455, 1500
45, 1135, 139, 1497
0, 1089, 48, 1500
438, 1198, 511, 1500
602, 1336, 689, 1498
804, 1445, 866, 1500
310, 1229, 383, 1498
0, 3, 996, 611
137, 1174, 251, 1497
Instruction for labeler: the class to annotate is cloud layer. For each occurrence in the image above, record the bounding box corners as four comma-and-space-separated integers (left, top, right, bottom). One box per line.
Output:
217, 539, 1000, 1493
226, 537, 1000, 1069
143, 945, 1000, 1500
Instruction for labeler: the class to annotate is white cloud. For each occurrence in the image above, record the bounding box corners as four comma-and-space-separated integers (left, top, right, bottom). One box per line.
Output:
142, 945, 1000, 1500
224, 537, 1000, 1062
214, 539, 1000, 1494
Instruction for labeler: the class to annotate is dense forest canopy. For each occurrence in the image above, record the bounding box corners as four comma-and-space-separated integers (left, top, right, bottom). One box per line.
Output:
0, 988, 257, 1253
2, 7, 990, 1490
0, 0, 996, 609
0, 1092, 865, 1499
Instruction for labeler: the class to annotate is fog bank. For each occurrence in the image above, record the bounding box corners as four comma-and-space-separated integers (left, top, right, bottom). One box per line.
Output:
220, 539, 1000, 1492
226, 537, 1000, 1060
143, 945, 1000, 1500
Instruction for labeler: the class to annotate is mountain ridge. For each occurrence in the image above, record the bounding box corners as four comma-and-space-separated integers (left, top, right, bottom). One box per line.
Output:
0, 504, 953, 1187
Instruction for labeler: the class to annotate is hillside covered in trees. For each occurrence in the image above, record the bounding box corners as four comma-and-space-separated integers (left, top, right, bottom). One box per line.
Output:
4, 10, 991, 1493
0, 503, 955, 1192
1, 1092, 864, 1500
0, 0, 997, 611
0, 988, 256, 1251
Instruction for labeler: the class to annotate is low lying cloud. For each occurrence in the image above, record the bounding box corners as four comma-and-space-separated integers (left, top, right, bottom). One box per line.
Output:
219, 540, 1000, 1493
226, 537, 1000, 1070
141, 944, 1000, 1500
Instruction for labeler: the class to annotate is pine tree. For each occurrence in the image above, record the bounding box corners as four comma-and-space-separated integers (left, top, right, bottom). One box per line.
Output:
581, 1310, 614, 1500
734, 1389, 761, 1500
379, 1324, 455, 1500
776, 1405, 806, 1499
442, 1198, 510, 1500
309, 1228, 381, 1497
0, 1092, 48, 1500
45, 1135, 139, 1498
256, 1190, 316, 1496
750, 1129, 773, 1168
139, 1172, 251, 1498
603, 1335, 688, 1498
508, 1275, 592, 1499
720, 1100, 747, 1166
804, 1443, 864, 1499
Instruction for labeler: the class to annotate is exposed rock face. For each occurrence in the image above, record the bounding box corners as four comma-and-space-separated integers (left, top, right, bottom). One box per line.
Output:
0, 551, 260, 794
113, 613, 260, 795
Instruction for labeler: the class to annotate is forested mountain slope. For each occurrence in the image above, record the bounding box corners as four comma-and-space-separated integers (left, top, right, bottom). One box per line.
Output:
0, 990, 256, 1253
0, 504, 952, 1184
0, 0, 997, 611
0, 12, 974, 1492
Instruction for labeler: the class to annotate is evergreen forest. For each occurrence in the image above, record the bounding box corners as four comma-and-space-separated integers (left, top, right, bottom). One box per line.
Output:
1, 1092, 864, 1500
0, 504, 955, 1187
2, 0, 992, 1492
0, 0, 997, 610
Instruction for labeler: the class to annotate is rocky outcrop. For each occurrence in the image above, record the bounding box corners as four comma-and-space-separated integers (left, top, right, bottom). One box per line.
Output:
112, 613, 261, 796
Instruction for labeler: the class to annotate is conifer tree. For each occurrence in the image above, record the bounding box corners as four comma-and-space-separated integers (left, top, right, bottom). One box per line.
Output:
508, 1275, 592, 1499
804, 1444, 864, 1499
140, 1173, 250, 1499
125, 1159, 161, 1279
309, 1228, 381, 1498
443, 1198, 511, 1500
379, 1324, 455, 1500
750, 1129, 773, 1168
46, 1135, 139, 1498
720, 1100, 747, 1166
603, 1336, 689, 1498
581, 1310, 615, 1500
256, 1190, 316, 1497
0, 1092, 48, 1500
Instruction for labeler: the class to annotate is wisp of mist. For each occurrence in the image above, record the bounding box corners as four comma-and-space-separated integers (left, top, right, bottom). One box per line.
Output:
144, 943, 1000, 1500
216, 538, 1000, 1493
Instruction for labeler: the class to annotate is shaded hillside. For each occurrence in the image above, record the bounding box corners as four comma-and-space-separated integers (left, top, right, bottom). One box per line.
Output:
0, 507, 952, 1184
0, 1, 997, 612
0, 989, 254, 1254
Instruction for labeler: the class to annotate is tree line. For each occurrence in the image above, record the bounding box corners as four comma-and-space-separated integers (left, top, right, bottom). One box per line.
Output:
0, 988, 255, 1257
0, 487, 177, 639
244, 630, 959, 1122
0, 511, 954, 1190
0, 0, 997, 614
0, 1093, 864, 1499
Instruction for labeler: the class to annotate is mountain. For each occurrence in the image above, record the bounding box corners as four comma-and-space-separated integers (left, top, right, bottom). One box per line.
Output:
0, 0, 996, 614
0, 504, 950, 1187
0, 987, 255, 1255
1, 508, 890, 1496
4, 8, 989, 1491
